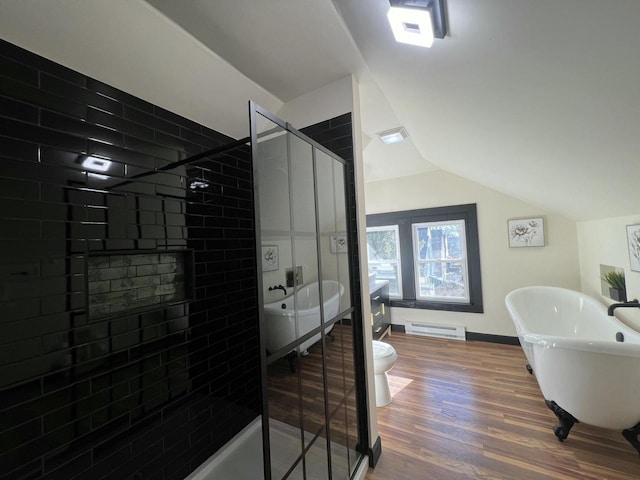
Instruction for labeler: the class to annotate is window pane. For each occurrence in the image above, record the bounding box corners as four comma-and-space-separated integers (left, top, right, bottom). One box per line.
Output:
413, 220, 469, 302
366, 226, 402, 298
416, 261, 468, 301
367, 229, 398, 261
368, 261, 401, 296
414, 223, 463, 260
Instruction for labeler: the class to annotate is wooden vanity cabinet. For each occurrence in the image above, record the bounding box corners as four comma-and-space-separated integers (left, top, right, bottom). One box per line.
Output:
370, 282, 391, 340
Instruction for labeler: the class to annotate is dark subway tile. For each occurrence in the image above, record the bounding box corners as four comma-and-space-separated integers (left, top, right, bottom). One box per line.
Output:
0, 350, 71, 391
43, 450, 92, 479
41, 74, 122, 116
0, 41, 85, 87
86, 78, 153, 113
329, 112, 352, 128
124, 135, 183, 163
0, 117, 86, 153
87, 140, 154, 170
0, 177, 39, 201
0, 55, 39, 85
0, 137, 39, 163
0, 380, 41, 412
0, 458, 42, 480
155, 131, 203, 158
0, 76, 86, 119
154, 106, 202, 133
0, 219, 40, 239
201, 125, 234, 144
155, 184, 186, 198
329, 134, 353, 151
1, 314, 66, 346
102, 440, 163, 480
0, 298, 40, 323
0, 95, 38, 123
87, 107, 155, 142
0, 337, 43, 366
180, 127, 222, 149
221, 163, 252, 182
41, 110, 124, 147
123, 105, 179, 137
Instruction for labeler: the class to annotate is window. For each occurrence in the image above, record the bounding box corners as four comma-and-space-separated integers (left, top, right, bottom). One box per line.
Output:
367, 225, 402, 297
413, 220, 468, 303
366, 204, 483, 313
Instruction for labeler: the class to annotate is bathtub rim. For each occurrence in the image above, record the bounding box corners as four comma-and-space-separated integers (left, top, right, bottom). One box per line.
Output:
522, 333, 640, 356
263, 280, 344, 317
506, 285, 640, 357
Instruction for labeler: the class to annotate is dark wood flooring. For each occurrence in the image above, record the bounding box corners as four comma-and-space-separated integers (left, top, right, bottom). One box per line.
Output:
366, 333, 640, 480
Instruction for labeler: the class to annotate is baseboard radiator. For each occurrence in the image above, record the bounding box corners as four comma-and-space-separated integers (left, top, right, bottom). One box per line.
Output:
405, 322, 466, 341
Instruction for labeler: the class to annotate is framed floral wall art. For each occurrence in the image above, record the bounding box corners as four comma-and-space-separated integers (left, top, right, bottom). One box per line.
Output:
627, 224, 640, 272
508, 217, 545, 247
261, 245, 279, 272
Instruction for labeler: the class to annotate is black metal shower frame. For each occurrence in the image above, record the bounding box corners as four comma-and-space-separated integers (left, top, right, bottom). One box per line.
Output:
249, 101, 370, 480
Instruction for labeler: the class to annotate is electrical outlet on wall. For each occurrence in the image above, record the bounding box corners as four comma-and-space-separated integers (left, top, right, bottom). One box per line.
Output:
286, 266, 303, 287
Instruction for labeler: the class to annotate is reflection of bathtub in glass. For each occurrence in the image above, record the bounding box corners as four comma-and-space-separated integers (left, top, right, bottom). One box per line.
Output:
264, 280, 344, 355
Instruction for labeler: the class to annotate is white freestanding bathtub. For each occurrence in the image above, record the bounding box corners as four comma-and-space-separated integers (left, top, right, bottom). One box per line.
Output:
264, 280, 344, 356
505, 286, 640, 454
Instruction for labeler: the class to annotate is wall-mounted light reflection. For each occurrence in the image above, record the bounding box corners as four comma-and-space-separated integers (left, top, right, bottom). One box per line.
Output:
189, 181, 209, 190
87, 172, 109, 180
81, 155, 112, 172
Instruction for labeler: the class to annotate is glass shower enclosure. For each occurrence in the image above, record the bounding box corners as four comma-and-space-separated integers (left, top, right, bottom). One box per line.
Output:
250, 103, 364, 479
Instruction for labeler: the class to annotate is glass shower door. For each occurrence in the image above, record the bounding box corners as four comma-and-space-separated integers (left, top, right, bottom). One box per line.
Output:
251, 103, 362, 480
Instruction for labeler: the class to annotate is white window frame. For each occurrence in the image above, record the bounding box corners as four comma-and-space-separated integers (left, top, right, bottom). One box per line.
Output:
366, 225, 403, 298
411, 219, 469, 303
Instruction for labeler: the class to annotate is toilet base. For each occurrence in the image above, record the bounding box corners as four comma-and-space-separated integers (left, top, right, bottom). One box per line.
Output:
375, 372, 392, 407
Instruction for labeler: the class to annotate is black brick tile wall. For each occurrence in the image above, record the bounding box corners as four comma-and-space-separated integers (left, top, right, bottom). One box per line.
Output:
0, 39, 260, 480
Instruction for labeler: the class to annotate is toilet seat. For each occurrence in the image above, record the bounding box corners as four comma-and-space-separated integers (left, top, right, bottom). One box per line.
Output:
372, 340, 395, 359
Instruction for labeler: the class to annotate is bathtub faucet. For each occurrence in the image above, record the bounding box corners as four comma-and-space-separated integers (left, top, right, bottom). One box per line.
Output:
607, 299, 640, 316
269, 284, 287, 295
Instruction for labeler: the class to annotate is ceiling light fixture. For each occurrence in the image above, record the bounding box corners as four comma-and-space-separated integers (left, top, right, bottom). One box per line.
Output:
387, 0, 447, 48
377, 127, 409, 145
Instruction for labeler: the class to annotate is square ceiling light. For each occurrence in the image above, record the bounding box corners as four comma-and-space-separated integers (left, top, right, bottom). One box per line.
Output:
377, 127, 409, 145
387, 0, 447, 48
387, 5, 434, 48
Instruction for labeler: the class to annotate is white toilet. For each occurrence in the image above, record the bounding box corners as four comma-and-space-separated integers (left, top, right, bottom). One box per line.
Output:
372, 340, 398, 407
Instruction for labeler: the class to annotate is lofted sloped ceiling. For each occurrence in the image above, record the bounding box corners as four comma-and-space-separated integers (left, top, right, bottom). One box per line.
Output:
153, 2, 639, 220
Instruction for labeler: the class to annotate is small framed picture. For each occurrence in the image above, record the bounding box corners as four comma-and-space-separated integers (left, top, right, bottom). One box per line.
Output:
261, 245, 279, 271
508, 217, 545, 247
330, 234, 348, 253
627, 224, 640, 272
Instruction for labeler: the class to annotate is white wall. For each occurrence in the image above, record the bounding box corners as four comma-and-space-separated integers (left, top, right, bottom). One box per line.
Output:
276, 76, 354, 130
365, 170, 582, 336
0, 0, 281, 139
577, 215, 640, 330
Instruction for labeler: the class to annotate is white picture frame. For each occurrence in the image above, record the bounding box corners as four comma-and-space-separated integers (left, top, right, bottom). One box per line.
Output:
330, 234, 348, 253
261, 245, 279, 271
508, 217, 545, 248
627, 224, 640, 272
